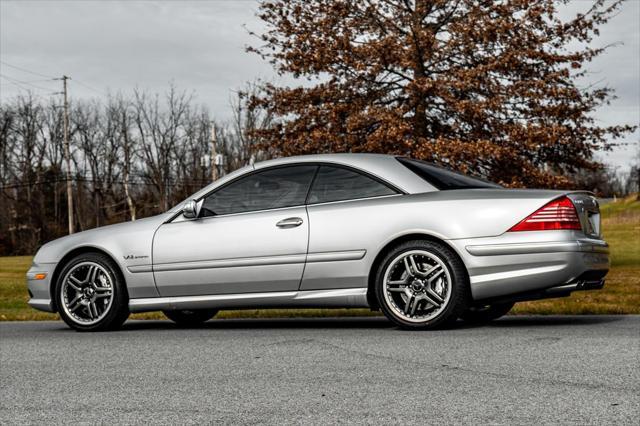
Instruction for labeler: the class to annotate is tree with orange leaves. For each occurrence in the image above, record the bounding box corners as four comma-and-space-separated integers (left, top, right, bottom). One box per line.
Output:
247, 0, 635, 187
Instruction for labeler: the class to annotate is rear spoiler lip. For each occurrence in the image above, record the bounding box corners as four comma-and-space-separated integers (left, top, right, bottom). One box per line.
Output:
560, 190, 596, 197
406, 188, 596, 202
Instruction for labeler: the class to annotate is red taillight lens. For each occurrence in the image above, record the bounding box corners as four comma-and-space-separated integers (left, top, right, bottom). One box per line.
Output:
508, 196, 582, 232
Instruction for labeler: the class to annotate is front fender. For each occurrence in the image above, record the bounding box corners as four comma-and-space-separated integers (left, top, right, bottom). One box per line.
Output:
32, 214, 169, 299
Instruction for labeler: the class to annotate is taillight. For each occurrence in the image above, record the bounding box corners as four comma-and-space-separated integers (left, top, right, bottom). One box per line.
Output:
508, 196, 582, 232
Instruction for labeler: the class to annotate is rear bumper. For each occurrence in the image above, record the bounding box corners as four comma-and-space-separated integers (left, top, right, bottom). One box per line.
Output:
449, 234, 609, 301
476, 270, 607, 305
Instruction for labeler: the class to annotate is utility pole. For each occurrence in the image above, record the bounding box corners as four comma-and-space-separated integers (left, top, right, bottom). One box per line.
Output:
211, 122, 219, 182
62, 75, 74, 234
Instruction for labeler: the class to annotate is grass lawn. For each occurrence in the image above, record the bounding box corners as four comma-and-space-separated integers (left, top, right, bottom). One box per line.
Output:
1, 195, 638, 321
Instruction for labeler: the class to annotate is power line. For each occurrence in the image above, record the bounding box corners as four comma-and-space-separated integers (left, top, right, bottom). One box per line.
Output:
1, 76, 55, 84
0, 60, 56, 80
0, 177, 212, 190
0, 75, 59, 98
0, 61, 108, 98
72, 78, 107, 96
0, 73, 58, 92
0, 75, 32, 92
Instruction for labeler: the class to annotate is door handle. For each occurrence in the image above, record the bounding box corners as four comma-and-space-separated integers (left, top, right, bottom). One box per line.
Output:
276, 217, 303, 228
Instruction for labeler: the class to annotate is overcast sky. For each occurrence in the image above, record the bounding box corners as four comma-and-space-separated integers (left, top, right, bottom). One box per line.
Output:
1, 0, 638, 173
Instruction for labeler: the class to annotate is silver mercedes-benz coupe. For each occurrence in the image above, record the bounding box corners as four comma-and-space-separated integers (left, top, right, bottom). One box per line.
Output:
27, 154, 609, 331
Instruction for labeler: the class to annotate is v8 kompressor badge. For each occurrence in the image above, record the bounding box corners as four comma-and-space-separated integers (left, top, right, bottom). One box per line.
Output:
123, 254, 149, 260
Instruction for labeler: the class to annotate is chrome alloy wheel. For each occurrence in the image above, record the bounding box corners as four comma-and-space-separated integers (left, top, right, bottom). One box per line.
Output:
382, 250, 452, 323
60, 262, 114, 325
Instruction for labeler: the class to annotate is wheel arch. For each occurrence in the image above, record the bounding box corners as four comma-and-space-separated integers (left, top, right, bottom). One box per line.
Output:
366, 233, 469, 309
49, 246, 127, 312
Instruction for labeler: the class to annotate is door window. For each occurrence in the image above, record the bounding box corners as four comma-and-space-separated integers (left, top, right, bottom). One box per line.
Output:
201, 165, 317, 216
307, 165, 397, 204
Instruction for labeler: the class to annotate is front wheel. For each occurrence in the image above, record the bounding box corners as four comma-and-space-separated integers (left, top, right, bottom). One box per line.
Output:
461, 302, 515, 324
163, 309, 218, 326
375, 240, 470, 330
55, 253, 129, 332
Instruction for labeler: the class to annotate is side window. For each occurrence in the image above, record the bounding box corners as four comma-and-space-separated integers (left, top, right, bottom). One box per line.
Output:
307, 165, 397, 204
201, 165, 317, 216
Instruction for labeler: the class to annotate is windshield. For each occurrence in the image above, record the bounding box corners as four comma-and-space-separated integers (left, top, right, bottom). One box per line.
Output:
396, 157, 501, 190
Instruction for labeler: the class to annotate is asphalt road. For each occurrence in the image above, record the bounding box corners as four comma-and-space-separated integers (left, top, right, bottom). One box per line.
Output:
1, 316, 639, 425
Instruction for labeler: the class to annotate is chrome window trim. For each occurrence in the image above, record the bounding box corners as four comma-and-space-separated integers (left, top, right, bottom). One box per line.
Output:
174, 203, 308, 223
304, 193, 404, 208
167, 162, 406, 223
169, 193, 405, 223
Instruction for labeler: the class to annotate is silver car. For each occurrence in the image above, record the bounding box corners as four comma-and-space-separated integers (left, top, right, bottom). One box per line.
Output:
27, 154, 609, 331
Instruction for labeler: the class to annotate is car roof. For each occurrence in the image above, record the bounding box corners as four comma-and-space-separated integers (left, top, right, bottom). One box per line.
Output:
253, 153, 435, 194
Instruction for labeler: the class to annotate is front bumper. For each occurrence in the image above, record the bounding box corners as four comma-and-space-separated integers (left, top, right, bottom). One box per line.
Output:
449, 234, 610, 301
26, 262, 57, 313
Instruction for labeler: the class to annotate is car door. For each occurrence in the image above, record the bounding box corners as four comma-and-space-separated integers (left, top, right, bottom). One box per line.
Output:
300, 164, 402, 290
153, 165, 318, 297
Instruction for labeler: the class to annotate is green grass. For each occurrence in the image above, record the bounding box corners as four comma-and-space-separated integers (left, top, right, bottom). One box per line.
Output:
1, 195, 638, 321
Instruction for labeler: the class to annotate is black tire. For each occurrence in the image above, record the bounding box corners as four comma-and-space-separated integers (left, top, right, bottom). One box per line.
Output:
55, 252, 129, 332
375, 240, 470, 330
461, 302, 515, 324
163, 309, 218, 326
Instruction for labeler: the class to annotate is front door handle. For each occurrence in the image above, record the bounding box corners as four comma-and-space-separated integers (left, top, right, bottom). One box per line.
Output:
276, 217, 303, 228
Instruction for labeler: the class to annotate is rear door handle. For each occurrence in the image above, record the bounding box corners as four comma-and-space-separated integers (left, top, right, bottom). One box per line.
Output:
276, 217, 303, 228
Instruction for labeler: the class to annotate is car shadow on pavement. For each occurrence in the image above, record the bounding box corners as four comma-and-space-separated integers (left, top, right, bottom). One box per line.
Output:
116, 314, 625, 332
122, 316, 392, 331
482, 315, 625, 328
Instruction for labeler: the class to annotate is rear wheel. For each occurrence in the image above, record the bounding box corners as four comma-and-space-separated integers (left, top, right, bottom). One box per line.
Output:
163, 309, 218, 326
461, 302, 514, 324
55, 253, 129, 332
375, 240, 470, 330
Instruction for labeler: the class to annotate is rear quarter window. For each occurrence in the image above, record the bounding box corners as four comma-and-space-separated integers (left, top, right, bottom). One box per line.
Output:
307, 165, 398, 204
397, 157, 501, 190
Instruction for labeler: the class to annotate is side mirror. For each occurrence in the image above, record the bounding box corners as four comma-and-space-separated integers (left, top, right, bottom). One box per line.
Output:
182, 199, 199, 219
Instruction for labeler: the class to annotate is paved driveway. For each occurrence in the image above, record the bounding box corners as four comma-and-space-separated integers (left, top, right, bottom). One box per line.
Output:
1, 316, 638, 424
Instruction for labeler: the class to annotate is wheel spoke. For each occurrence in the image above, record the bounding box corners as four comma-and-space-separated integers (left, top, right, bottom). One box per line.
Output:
67, 295, 83, 312
404, 292, 416, 315
67, 276, 82, 291
411, 295, 424, 315
90, 301, 99, 318
407, 255, 425, 278
427, 268, 444, 284
87, 265, 98, 285
387, 278, 408, 292
94, 291, 112, 299
424, 289, 443, 307
85, 302, 94, 319
403, 257, 415, 277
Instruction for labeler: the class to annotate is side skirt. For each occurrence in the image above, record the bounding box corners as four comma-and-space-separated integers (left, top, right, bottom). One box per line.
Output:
129, 288, 369, 313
